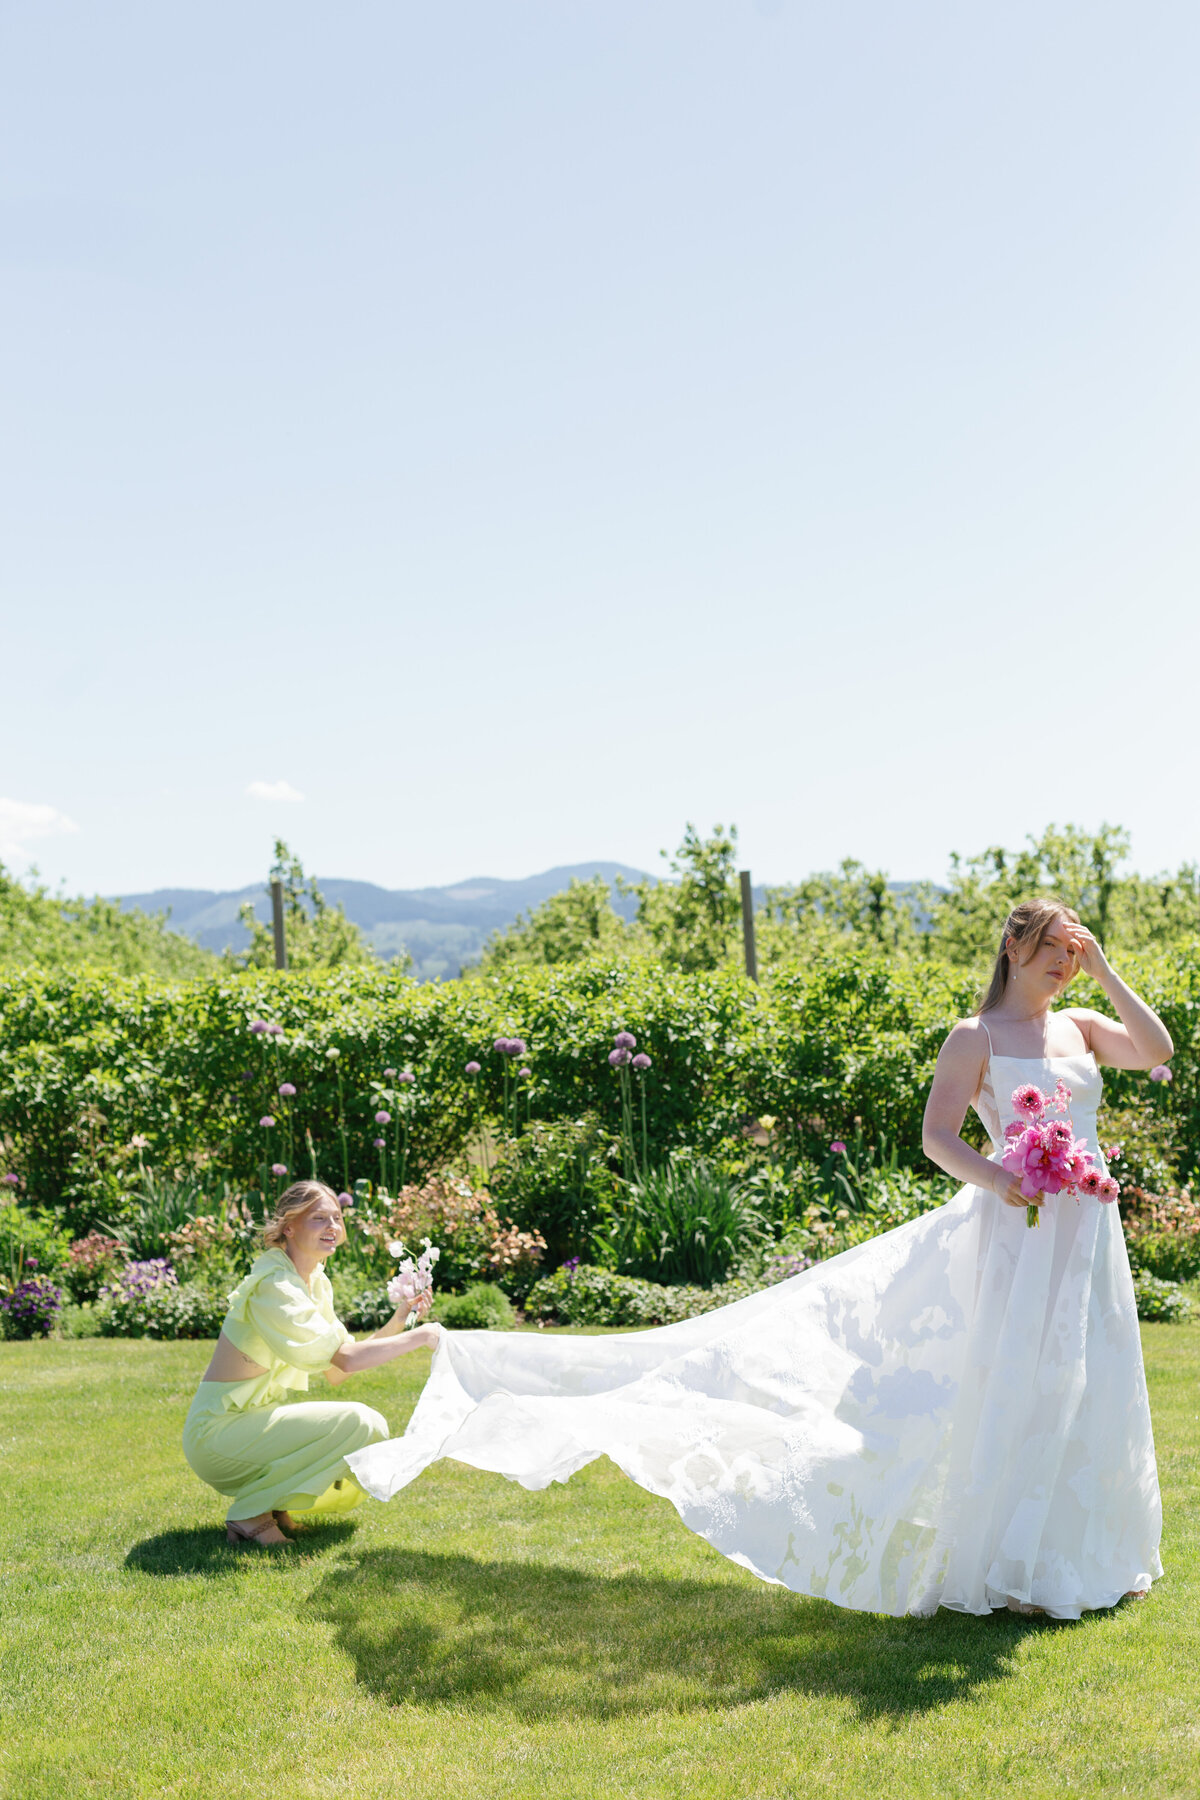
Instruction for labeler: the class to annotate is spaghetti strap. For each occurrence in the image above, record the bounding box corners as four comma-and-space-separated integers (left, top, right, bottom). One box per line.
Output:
980, 1019, 994, 1058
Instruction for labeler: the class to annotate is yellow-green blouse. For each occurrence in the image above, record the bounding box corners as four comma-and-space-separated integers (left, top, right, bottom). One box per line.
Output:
210, 1248, 355, 1414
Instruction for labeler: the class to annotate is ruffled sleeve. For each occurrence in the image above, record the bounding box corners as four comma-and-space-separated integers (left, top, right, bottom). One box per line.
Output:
224, 1250, 352, 1376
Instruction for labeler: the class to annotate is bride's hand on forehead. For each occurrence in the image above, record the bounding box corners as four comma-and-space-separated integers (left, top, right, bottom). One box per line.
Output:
1060, 922, 1106, 980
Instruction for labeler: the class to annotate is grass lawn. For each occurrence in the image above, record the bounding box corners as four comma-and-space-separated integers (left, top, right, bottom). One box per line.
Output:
2, 1324, 1198, 1800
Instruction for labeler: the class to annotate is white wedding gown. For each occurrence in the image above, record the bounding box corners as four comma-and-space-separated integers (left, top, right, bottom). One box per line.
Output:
348, 1052, 1162, 1618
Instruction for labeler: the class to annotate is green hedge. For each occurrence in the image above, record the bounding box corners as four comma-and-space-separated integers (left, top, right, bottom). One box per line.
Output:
1, 947, 1195, 1230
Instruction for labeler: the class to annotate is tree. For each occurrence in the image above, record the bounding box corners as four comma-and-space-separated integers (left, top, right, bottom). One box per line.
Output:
621, 824, 743, 973
0, 864, 218, 977
233, 842, 377, 971
930, 822, 1133, 965
760, 860, 930, 963
478, 875, 632, 971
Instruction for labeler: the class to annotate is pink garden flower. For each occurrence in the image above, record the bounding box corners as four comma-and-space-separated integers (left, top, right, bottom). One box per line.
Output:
1012, 1084, 1046, 1118
1077, 1169, 1103, 1198
830, 1140, 846, 1154
1098, 1176, 1121, 1204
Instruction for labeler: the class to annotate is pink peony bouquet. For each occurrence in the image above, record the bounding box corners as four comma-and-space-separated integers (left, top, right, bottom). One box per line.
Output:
1001, 1078, 1119, 1228
386, 1235, 440, 1322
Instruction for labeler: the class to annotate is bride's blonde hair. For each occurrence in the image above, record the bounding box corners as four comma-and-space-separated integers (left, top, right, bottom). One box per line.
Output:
262, 1180, 346, 1250
976, 897, 1081, 1015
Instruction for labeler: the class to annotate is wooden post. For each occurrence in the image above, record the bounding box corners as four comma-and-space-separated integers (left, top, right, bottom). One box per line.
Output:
270, 879, 288, 971
739, 869, 758, 983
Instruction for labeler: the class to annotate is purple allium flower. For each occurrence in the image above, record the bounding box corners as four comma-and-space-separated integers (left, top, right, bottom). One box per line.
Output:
278, 1082, 296, 1097
383, 1067, 397, 1078
270, 1162, 288, 1177
609, 1048, 631, 1067
1150, 1065, 1173, 1084
337, 1191, 354, 1209
614, 1031, 636, 1051
249, 1020, 269, 1035
374, 1110, 391, 1125
26, 1257, 38, 1269
518, 1067, 531, 1079
260, 1115, 276, 1129
398, 1070, 415, 1085
830, 1140, 846, 1154
509, 1038, 527, 1057
1, 1173, 19, 1187
465, 1061, 481, 1076
494, 1038, 511, 1055
267, 1022, 285, 1036
373, 1137, 386, 1149
631, 1053, 651, 1070
240, 1070, 254, 1082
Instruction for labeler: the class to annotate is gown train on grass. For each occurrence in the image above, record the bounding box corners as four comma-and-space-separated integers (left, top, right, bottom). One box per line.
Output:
348, 1054, 1162, 1617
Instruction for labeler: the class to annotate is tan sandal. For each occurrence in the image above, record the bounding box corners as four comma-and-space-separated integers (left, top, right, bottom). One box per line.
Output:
226, 1515, 291, 1547
272, 1510, 307, 1533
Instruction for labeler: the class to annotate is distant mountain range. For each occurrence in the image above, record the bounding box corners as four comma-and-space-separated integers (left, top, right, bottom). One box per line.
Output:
116, 863, 654, 981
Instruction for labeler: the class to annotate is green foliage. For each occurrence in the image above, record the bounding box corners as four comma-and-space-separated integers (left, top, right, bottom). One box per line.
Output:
1130, 1269, 1193, 1323
1122, 1187, 1200, 1284
762, 862, 930, 965
105, 1171, 221, 1261
0, 863, 217, 977
479, 876, 633, 971
621, 824, 743, 973
0, 1202, 70, 1287
929, 822, 1200, 965
332, 1280, 393, 1332
95, 1271, 228, 1339
234, 841, 375, 972
432, 1282, 516, 1330
489, 1115, 618, 1267
604, 1154, 765, 1288
524, 1262, 768, 1327
1, 936, 1196, 1242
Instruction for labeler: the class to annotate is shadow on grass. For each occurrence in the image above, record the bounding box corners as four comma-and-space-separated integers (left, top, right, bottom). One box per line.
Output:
125, 1519, 358, 1575
308, 1546, 1049, 1721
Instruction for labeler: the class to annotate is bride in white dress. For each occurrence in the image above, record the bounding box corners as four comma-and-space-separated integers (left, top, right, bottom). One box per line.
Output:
348, 900, 1171, 1619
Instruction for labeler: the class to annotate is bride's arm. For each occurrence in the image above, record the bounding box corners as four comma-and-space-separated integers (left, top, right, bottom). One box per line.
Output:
922, 1021, 1032, 1210
1061, 925, 1174, 1069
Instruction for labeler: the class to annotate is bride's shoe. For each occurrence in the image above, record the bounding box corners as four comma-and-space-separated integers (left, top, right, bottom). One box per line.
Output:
226, 1515, 291, 1547
272, 1510, 307, 1533
1004, 1595, 1046, 1616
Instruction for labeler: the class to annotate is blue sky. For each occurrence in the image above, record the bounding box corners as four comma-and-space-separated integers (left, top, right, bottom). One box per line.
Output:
3, 1, 1198, 895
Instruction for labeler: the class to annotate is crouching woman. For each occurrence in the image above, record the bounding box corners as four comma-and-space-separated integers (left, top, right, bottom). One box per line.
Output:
183, 1180, 439, 1546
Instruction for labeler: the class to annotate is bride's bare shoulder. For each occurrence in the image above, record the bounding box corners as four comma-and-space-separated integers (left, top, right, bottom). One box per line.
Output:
937, 1016, 991, 1068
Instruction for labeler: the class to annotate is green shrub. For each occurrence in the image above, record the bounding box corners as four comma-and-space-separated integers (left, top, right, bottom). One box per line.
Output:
488, 1114, 618, 1267
0, 1202, 70, 1285
94, 1261, 227, 1339
333, 1280, 393, 1332
433, 1283, 516, 1330
523, 1263, 764, 1328
0, 946, 1194, 1238
602, 1154, 765, 1287
1123, 1187, 1200, 1283
1131, 1270, 1193, 1323
61, 1231, 129, 1303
